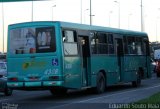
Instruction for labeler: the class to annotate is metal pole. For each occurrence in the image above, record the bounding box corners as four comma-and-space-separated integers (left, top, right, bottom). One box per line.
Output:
157, 8, 160, 43
80, 0, 82, 23
114, 1, 120, 28
31, 0, 33, 21
128, 13, 132, 29
140, 0, 144, 32
156, 17, 159, 43
84, 9, 89, 24
109, 11, 112, 27
90, 0, 92, 25
118, 2, 120, 29
52, 6, 53, 21
109, 13, 111, 27
156, 19, 157, 43
2, 2, 4, 53
52, 5, 56, 21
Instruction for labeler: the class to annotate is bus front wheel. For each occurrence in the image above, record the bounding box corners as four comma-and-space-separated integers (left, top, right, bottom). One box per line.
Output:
94, 72, 106, 94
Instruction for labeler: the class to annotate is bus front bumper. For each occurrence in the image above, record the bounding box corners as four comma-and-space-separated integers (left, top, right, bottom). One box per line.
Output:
7, 81, 64, 88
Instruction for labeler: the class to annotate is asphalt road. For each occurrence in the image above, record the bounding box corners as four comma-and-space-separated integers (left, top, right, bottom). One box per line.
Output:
0, 73, 160, 109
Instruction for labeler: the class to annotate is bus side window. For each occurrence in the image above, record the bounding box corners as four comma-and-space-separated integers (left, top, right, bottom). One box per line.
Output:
62, 31, 66, 42
136, 37, 143, 55
144, 39, 150, 56
62, 30, 78, 55
127, 37, 136, 54
63, 30, 77, 43
108, 34, 114, 54
142, 38, 149, 56
124, 36, 128, 54
96, 32, 108, 54
91, 35, 97, 54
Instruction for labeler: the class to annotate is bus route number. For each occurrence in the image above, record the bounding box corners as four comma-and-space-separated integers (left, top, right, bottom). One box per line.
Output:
44, 69, 59, 75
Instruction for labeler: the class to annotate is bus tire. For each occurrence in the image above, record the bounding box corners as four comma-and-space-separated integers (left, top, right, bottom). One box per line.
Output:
132, 71, 141, 87
50, 88, 67, 96
94, 72, 105, 94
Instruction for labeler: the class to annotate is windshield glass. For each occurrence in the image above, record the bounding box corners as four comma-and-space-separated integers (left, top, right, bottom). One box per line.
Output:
9, 26, 56, 54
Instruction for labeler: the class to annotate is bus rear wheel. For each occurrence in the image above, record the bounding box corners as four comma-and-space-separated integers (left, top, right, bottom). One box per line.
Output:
94, 72, 105, 94
132, 71, 141, 87
50, 88, 67, 96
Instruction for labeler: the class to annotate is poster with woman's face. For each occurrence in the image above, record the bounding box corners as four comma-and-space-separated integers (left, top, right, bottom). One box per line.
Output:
35, 26, 56, 53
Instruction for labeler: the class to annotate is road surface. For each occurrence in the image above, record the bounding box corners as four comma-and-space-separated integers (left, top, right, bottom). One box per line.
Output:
0, 73, 160, 109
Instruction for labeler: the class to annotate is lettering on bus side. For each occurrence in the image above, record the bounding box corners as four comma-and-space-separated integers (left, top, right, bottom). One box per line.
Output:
22, 61, 46, 69
65, 64, 72, 69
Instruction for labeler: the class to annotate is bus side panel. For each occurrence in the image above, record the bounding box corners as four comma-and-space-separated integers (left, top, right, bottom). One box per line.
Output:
90, 56, 119, 87
122, 55, 148, 82
63, 56, 82, 89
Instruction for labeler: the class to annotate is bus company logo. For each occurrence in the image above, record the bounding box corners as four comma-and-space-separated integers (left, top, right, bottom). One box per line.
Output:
22, 62, 30, 69
22, 61, 46, 69
52, 58, 58, 66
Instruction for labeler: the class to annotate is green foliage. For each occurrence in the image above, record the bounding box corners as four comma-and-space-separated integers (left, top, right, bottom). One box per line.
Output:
120, 92, 160, 109
137, 92, 160, 103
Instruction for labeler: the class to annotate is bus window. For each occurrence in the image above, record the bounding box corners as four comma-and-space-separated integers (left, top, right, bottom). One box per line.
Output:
96, 33, 108, 54
108, 34, 114, 54
136, 37, 143, 55
91, 34, 96, 54
142, 38, 149, 56
124, 36, 128, 54
127, 37, 136, 54
63, 30, 78, 55
91, 32, 115, 55
10, 26, 56, 54
63, 30, 77, 42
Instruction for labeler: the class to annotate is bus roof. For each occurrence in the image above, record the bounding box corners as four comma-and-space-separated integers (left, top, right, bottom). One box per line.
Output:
8, 21, 148, 37
59, 21, 147, 36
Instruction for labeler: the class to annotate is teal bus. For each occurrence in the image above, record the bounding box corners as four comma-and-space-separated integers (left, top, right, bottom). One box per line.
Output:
7, 21, 151, 94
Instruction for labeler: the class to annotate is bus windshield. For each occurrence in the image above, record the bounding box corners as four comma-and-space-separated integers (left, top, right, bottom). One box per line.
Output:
9, 26, 56, 54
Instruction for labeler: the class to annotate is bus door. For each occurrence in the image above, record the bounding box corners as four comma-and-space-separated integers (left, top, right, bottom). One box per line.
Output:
78, 36, 91, 86
115, 38, 124, 82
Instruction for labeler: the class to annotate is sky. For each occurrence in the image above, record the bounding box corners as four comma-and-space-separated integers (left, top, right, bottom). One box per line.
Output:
0, 0, 160, 52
